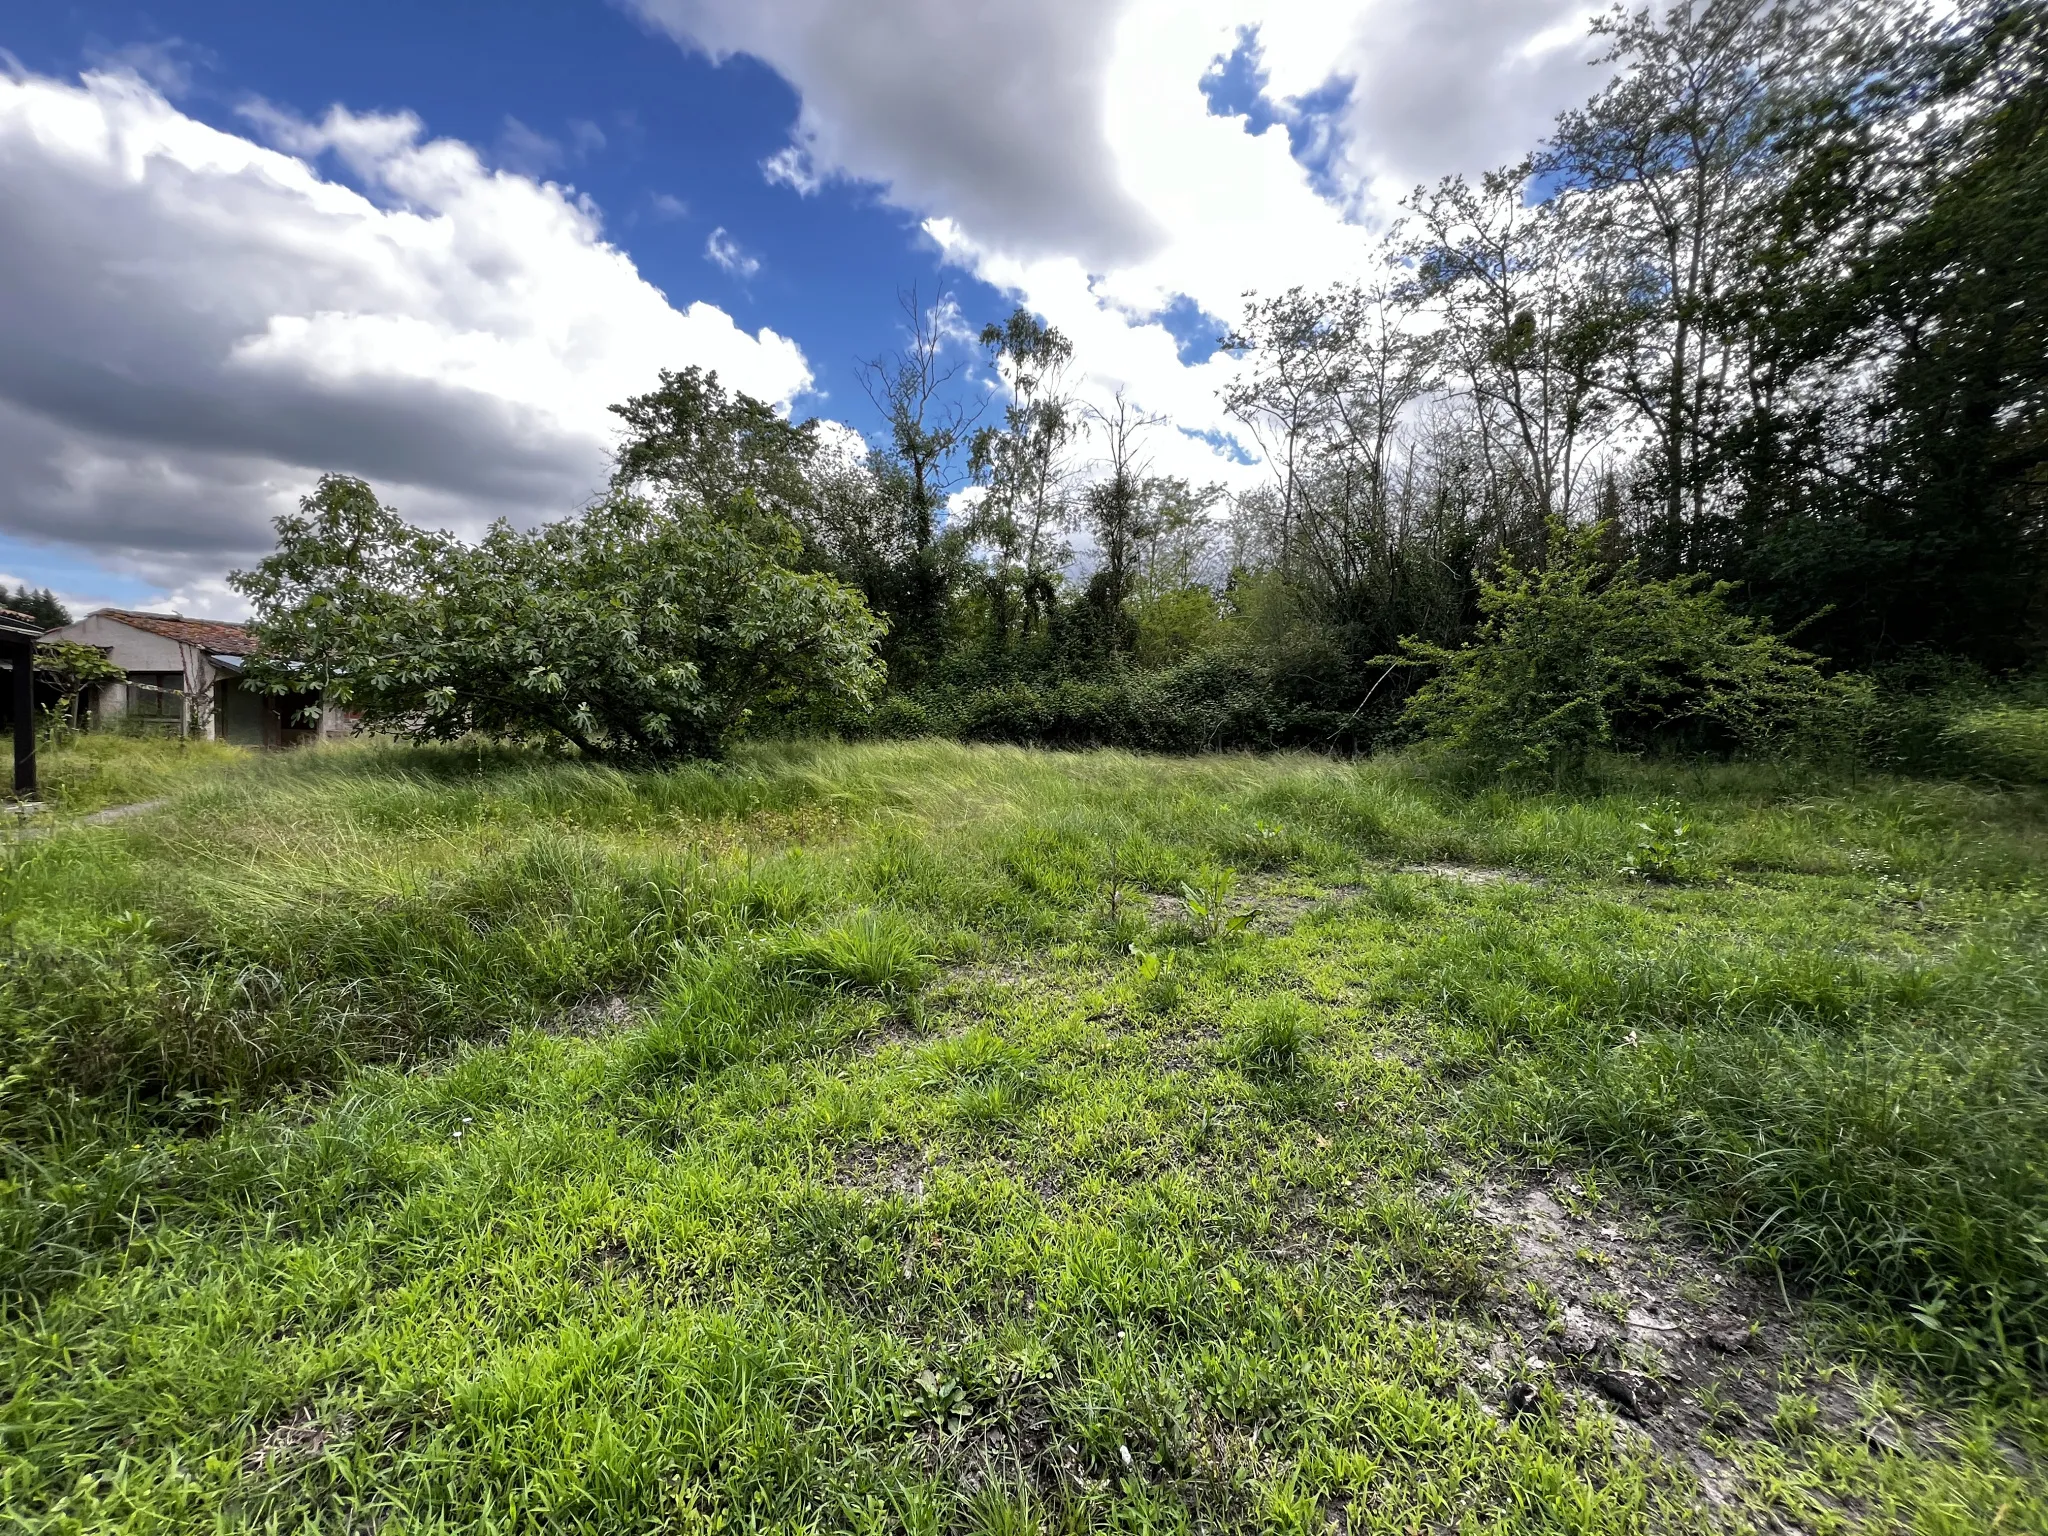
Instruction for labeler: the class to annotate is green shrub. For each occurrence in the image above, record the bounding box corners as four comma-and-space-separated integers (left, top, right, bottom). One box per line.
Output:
1398, 523, 1869, 782
235, 462, 885, 762
877, 651, 1375, 755
1177, 868, 1256, 943
1616, 800, 1705, 883
866, 692, 938, 739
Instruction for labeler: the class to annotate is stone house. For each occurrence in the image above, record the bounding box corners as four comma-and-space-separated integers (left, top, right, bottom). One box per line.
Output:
41, 609, 351, 747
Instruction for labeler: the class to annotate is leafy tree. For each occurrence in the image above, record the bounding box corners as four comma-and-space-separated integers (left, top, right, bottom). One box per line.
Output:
234, 471, 885, 762
1221, 287, 1349, 572
608, 365, 818, 522
1731, 0, 2048, 665
1079, 391, 1168, 649
969, 308, 1080, 644
1405, 165, 1615, 533
1120, 478, 1224, 668
1539, 0, 1819, 574
1222, 281, 1473, 697
1396, 522, 1864, 781
2, 585, 70, 630
847, 287, 981, 680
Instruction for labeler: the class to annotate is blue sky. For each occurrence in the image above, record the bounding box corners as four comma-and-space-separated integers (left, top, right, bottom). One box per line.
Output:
0, 0, 1606, 616
5, 0, 1013, 429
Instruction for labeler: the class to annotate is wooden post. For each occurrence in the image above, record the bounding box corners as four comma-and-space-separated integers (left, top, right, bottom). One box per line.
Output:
1, 619, 38, 801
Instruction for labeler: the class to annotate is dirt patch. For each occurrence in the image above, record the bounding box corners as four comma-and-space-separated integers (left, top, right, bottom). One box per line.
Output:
852, 1014, 930, 1057
925, 965, 1041, 1015
832, 1140, 935, 1201
242, 1404, 352, 1477
1141, 878, 1365, 935
1397, 863, 1541, 887
547, 993, 642, 1039
1464, 1182, 1876, 1510
1254, 884, 1364, 932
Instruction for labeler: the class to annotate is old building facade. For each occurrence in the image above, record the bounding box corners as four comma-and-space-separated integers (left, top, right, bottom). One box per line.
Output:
41, 609, 350, 747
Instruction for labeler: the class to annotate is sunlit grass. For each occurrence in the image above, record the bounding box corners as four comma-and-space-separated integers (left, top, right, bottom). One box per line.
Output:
13, 729, 245, 817
1, 735, 2046, 1530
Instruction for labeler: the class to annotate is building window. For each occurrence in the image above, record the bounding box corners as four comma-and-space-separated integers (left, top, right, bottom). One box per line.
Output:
127, 672, 185, 720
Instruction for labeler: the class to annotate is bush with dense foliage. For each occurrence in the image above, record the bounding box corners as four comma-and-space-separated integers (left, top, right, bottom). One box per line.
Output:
1394, 525, 1867, 781
234, 473, 885, 762
876, 649, 1385, 755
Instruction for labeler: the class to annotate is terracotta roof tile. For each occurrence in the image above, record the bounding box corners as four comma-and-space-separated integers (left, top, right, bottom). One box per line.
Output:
92, 608, 255, 655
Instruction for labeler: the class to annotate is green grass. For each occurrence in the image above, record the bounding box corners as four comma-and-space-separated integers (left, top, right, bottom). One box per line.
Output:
1941, 704, 2048, 784
2, 736, 2047, 1531
12, 730, 244, 818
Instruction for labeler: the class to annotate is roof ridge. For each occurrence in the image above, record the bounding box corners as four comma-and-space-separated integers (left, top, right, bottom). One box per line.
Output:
86, 608, 256, 654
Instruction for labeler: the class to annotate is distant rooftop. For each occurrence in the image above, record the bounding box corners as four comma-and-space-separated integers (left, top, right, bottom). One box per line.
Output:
89, 608, 254, 656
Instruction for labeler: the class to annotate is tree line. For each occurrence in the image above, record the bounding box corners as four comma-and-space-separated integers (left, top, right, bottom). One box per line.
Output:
238, 0, 2046, 766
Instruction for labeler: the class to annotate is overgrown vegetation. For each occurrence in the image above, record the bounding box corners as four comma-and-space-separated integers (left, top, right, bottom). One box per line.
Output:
1395, 524, 1866, 782
219, 1, 2046, 769
235, 412, 885, 762
5, 730, 240, 817
2, 736, 2045, 1530
6, 3, 2043, 1529
826, 0, 2047, 754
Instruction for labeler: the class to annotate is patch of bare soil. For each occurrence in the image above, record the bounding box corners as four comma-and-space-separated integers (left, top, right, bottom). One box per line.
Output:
851, 1013, 930, 1057
1397, 863, 1541, 887
1140, 877, 1365, 934
832, 1140, 934, 1202
1463, 1182, 1879, 1512
1253, 884, 1365, 932
1141, 889, 1193, 927
546, 993, 642, 1039
242, 1404, 353, 1477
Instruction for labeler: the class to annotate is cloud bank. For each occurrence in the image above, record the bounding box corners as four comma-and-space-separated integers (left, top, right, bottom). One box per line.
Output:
0, 67, 811, 609
630, 0, 1605, 491
631, 0, 1158, 265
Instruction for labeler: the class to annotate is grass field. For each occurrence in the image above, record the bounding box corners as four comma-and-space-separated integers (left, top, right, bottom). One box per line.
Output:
10, 730, 243, 819
2, 737, 2045, 1533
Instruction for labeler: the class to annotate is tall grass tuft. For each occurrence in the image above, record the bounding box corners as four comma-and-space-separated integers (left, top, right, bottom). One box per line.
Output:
772, 910, 930, 994
1219, 995, 1317, 1077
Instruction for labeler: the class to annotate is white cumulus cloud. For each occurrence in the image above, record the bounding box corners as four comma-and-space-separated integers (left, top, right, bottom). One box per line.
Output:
631, 0, 1606, 494
0, 67, 813, 611
628, 0, 1159, 264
